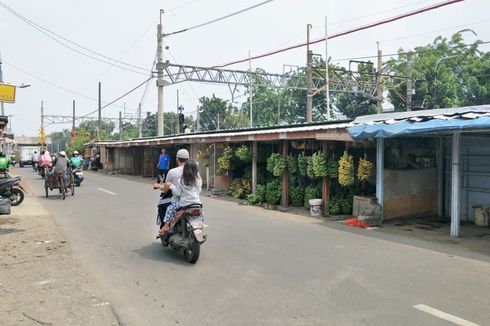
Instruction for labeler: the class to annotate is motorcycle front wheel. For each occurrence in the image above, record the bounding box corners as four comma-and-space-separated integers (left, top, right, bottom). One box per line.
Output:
183, 237, 200, 264
10, 187, 24, 206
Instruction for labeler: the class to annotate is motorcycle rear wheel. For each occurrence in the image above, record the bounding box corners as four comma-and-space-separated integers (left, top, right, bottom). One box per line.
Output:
10, 187, 24, 206
183, 238, 200, 264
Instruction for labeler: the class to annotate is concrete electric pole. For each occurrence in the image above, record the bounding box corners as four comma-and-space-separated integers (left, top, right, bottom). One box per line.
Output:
406, 52, 413, 111
156, 10, 165, 136
98, 82, 102, 139
376, 43, 383, 114
306, 24, 313, 123
0, 50, 5, 116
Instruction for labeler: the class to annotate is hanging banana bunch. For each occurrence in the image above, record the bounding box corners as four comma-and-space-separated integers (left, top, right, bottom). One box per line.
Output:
357, 154, 374, 182
338, 152, 355, 187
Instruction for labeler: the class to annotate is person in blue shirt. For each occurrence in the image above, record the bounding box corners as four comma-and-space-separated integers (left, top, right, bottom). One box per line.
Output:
156, 148, 171, 183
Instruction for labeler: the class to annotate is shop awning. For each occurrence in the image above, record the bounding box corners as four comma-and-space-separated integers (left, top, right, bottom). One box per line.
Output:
347, 105, 490, 140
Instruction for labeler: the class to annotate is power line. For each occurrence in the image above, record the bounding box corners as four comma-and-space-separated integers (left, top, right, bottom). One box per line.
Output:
82, 76, 154, 118
164, 0, 274, 37
331, 41, 490, 62
3, 59, 133, 111
0, 1, 150, 75
212, 0, 464, 68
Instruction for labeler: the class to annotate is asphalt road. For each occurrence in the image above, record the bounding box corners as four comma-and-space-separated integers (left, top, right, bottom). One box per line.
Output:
17, 167, 490, 326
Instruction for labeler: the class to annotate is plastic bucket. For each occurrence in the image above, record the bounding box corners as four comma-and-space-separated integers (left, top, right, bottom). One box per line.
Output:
309, 199, 322, 217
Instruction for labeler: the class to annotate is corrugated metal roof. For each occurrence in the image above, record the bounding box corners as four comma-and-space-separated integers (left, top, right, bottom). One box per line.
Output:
348, 105, 490, 140
95, 120, 354, 146
352, 105, 490, 124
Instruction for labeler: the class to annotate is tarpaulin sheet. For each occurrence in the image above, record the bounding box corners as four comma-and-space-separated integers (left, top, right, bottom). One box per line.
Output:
347, 116, 490, 140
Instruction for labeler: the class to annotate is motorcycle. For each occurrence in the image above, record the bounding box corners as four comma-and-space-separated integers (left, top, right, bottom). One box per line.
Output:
0, 175, 25, 206
73, 168, 84, 186
32, 162, 38, 172
159, 204, 207, 264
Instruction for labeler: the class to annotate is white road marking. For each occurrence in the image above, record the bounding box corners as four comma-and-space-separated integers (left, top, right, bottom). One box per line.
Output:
97, 188, 117, 196
414, 304, 481, 326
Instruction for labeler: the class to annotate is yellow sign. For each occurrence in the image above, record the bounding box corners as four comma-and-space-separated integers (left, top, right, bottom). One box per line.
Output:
0, 83, 16, 103
39, 128, 46, 145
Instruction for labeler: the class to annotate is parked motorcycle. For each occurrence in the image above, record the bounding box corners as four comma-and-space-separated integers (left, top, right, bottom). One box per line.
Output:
159, 204, 207, 264
0, 175, 25, 206
73, 168, 84, 186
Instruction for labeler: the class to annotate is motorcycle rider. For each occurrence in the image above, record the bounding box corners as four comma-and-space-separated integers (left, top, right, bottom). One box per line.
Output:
70, 151, 83, 169
153, 149, 189, 234
0, 152, 11, 171
51, 151, 70, 186
39, 150, 53, 168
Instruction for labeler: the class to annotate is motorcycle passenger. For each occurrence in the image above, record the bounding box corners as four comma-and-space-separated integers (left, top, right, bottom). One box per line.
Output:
160, 159, 202, 234
153, 148, 188, 231
70, 151, 83, 169
39, 150, 53, 169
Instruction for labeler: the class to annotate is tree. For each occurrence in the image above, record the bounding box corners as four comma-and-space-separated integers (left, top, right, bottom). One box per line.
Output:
77, 120, 115, 140
198, 95, 245, 131
385, 31, 490, 110
142, 112, 195, 136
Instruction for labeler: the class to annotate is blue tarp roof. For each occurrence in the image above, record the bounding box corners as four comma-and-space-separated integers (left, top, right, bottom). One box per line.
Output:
347, 106, 490, 140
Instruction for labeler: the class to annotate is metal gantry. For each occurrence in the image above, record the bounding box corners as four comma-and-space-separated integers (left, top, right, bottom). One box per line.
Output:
161, 63, 383, 99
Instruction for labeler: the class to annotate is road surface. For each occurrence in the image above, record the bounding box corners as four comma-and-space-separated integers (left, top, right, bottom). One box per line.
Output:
18, 167, 490, 326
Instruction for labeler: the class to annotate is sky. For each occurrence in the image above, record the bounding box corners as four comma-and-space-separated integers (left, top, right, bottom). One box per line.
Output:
0, 0, 489, 136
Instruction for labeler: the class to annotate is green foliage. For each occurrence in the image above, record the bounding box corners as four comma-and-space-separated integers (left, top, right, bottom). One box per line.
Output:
235, 145, 252, 161
289, 185, 304, 207
329, 197, 352, 215
385, 31, 490, 110
199, 95, 247, 131
66, 130, 90, 154
286, 154, 298, 174
265, 180, 282, 205
229, 178, 252, 199
297, 153, 309, 176
217, 146, 234, 175
311, 151, 328, 177
304, 185, 321, 209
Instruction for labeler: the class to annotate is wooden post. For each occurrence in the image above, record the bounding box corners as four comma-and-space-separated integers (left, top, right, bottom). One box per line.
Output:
282, 140, 289, 207
252, 141, 257, 193
322, 141, 330, 215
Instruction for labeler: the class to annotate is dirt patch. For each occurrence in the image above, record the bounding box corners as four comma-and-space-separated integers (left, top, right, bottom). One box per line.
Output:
0, 189, 119, 325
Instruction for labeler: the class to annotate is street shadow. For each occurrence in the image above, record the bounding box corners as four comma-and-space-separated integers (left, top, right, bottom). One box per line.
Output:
133, 242, 195, 267
0, 227, 24, 235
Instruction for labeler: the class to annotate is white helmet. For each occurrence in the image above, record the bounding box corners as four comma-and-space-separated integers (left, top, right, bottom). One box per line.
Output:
59, 151, 66, 157
74, 151, 79, 155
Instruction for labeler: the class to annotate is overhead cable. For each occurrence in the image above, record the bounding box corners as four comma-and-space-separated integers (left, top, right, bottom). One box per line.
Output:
82, 76, 155, 118
0, 1, 150, 75
212, 0, 464, 68
164, 0, 274, 37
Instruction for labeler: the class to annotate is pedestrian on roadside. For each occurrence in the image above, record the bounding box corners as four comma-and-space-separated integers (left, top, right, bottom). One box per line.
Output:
156, 148, 171, 183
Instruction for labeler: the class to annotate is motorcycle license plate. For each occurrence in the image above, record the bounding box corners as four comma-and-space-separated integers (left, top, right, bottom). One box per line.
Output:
75, 172, 83, 176
189, 217, 203, 233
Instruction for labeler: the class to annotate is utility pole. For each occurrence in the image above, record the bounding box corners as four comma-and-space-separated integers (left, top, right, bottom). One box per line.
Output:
406, 52, 413, 111
277, 89, 281, 125
98, 82, 102, 139
0, 50, 4, 116
72, 100, 76, 131
176, 90, 180, 134
248, 51, 253, 128
325, 16, 331, 120
306, 24, 313, 123
156, 10, 165, 136
376, 43, 383, 114
196, 105, 200, 132
40, 100, 45, 150
119, 111, 123, 140
138, 102, 142, 138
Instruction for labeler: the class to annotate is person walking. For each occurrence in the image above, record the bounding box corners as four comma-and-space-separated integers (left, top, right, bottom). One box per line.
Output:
156, 148, 171, 183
